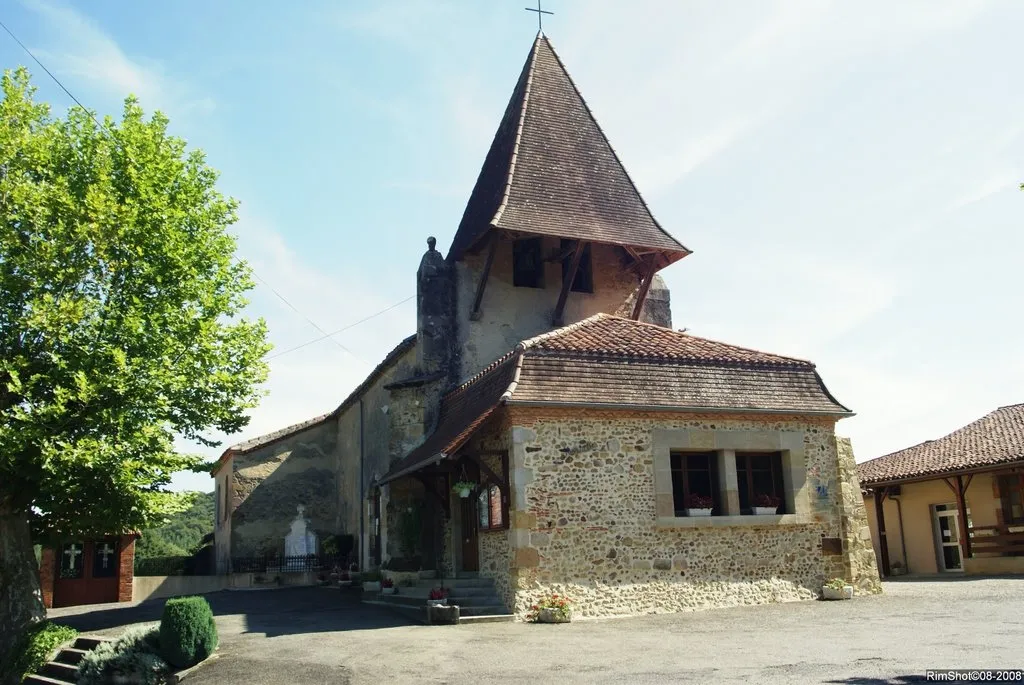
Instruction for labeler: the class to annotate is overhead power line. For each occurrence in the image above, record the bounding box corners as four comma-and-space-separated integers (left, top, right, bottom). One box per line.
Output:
266, 295, 415, 360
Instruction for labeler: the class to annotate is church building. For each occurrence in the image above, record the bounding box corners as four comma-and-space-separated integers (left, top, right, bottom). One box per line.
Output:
212, 33, 880, 619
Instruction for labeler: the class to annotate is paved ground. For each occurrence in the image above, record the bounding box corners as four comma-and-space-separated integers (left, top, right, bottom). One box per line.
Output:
50, 576, 1024, 684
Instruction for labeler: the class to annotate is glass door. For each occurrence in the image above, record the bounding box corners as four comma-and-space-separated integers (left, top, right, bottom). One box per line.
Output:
933, 505, 964, 572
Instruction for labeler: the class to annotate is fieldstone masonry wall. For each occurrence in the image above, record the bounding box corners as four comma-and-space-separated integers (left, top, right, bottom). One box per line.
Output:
835, 437, 883, 593
504, 408, 879, 620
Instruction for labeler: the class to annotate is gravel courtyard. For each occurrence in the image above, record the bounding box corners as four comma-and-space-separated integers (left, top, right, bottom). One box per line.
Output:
51, 577, 1024, 684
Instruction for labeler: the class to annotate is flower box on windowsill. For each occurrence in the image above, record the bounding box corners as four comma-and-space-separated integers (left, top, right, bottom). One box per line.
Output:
752, 506, 778, 515
685, 508, 713, 517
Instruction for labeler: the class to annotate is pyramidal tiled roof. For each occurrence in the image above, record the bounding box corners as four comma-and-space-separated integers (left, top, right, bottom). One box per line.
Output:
382, 315, 850, 482
448, 34, 690, 263
857, 404, 1024, 485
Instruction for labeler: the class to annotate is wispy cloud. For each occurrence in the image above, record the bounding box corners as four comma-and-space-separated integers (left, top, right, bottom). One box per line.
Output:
20, 0, 214, 116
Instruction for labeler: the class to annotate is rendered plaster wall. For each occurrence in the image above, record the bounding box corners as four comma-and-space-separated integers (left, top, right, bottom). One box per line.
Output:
503, 408, 879, 620
214, 456, 234, 573
453, 239, 649, 383
230, 421, 337, 557
863, 473, 1000, 576
334, 343, 418, 561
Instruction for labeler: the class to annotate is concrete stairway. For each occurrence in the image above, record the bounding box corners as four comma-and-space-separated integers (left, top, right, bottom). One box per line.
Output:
366, 572, 513, 624
24, 636, 108, 685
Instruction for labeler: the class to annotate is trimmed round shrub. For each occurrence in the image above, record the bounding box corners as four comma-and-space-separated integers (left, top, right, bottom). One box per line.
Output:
159, 596, 218, 669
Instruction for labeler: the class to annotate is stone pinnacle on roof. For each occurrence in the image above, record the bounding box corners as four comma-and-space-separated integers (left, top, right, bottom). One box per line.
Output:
448, 34, 691, 270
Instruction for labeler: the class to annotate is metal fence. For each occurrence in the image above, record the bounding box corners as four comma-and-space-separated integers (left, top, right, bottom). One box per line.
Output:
230, 553, 353, 574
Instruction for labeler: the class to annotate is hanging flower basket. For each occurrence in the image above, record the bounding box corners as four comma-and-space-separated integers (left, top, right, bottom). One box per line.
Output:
452, 481, 475, 499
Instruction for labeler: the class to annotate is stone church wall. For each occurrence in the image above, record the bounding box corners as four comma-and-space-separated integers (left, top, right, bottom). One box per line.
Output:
503, 408, 880, 620
453, 239, 643, 383
334, 343, 417, 564
230, 420, 337, 557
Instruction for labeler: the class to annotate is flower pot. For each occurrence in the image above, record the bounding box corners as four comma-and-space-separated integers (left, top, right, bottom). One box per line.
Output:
457, 488, 471, 498
536, 607, 570, 624
381, 586, 398, 594
685, 508, 713, 517
362, 581, 381, 592
427, 598, 448, 606
822, 585, 853, 600
752, 506, 778, 515
338, 579, 352, 587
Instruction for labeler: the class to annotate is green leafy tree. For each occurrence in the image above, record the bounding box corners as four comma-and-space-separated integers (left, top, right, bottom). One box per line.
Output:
0, 67, 270, 660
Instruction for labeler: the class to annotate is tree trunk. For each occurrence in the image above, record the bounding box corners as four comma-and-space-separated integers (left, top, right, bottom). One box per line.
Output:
0, 508, 45, 662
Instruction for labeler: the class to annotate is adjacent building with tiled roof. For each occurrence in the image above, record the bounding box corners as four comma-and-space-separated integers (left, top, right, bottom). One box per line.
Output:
213, 31, 882, 616
859, 405, 1024, 579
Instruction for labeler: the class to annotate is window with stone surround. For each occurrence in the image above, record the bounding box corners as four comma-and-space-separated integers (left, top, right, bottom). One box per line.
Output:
670, 451, 722, 516
513, 238, 544, 288
653, 427, 810, 526
736, 452, 787, 515
478, 485, 506, 531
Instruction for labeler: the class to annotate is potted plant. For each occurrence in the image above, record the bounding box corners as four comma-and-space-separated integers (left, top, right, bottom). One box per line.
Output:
889, 560, 906, 576
684, 494, 713, 516
427, 586, 449, 606
527, 593, 573, 624
337, 570, 352, 587
822, 577, 854, 600
752, 493, 781, 515
452, 480, 476, 499
381, 577, 398, 594
362, 570, 382, 592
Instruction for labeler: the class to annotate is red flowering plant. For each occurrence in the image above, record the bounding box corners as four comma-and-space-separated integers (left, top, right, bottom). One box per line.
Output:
685, 493, 713, 509
428, 587, 448, 601
754, 493, 782, 508
526, 593, 573, 622
382, 577, 394, 588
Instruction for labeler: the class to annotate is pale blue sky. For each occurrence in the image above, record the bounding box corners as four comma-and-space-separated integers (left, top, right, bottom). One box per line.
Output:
3, 0, 1021, 494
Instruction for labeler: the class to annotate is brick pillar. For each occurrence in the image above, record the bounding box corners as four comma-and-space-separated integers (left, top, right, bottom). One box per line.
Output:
39, 547, 56, 609
118, 535, 137, 602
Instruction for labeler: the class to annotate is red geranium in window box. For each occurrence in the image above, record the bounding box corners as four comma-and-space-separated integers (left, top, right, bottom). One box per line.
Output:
684, 494, 713, 516
753, 493, 782, 514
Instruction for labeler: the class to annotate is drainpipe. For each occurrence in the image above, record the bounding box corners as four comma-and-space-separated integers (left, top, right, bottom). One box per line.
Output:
358, 398, 365, 571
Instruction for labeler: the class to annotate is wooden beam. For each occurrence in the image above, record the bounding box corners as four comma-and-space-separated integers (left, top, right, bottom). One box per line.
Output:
552, 241, 585, 326
413, 473, 450, 517
464, 452, 508, 496
873, 488, 891, 577
955, 474, 972, 559
470, 233, 499, 321
630, 255, 658, 320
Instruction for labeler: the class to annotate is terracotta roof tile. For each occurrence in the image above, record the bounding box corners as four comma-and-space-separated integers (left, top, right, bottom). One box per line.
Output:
448, 35, 689, 263
857, 404, 1024, 485
382, 315, 849, 482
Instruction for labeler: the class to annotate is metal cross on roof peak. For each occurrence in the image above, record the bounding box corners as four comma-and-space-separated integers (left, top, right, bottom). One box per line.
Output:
525, 0, 553, 33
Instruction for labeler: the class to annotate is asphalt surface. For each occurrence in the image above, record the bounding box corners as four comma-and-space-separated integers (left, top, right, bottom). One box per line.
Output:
49, 576, 1024, 684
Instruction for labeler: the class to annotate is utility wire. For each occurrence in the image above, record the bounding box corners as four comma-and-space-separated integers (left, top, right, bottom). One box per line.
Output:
0, 15, 389, 363
267, 295, 415, 360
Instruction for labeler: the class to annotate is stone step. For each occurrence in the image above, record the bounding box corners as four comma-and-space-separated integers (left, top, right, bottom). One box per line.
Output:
40, 661, 79, 682
54, 647, 89, 666
73, 636, 109, 651
457, 605, 510, 617
414, 578, 495, 589
24, 675, 73, 685
446, 596, 504, 608
459, 614, 515, 624
445, 586, 500, 597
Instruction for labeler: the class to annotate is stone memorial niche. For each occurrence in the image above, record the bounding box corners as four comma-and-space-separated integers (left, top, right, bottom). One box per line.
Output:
284, 504, 318, 560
